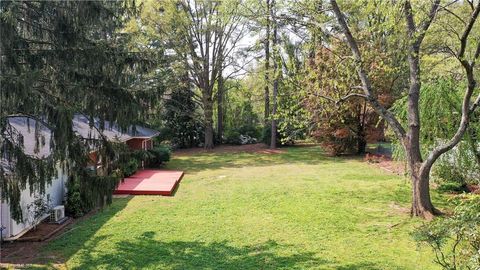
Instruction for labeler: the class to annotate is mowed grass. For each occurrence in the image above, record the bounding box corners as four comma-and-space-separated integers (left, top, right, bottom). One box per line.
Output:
41, 146, 443, 269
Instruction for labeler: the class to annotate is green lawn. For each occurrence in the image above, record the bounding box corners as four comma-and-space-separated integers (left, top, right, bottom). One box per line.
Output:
41, 146, 443, 269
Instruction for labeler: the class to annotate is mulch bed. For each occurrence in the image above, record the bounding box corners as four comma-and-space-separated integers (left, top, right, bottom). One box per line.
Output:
16, 219, 72, 242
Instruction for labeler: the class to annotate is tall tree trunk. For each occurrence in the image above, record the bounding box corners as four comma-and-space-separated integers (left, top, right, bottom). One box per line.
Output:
270, 0, 278, 149
405, 40, 423, 164
405, 43, 433, 216
357, 136, 367, 155
264, 0, 271, 128
357, 101, 367, 154
403, 0, 439, 218
411, 168, 435, 219
203, 94, 214, 149
217, 73, 224, 143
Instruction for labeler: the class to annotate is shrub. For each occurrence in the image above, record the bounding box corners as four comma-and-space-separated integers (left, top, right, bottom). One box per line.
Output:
123, 158, 139, 177
413, 196, 480, 270
434, 159, 467, 184
147, 146, 171, 167
66, 179, 85, 218
25, 195, 51, 229
224, 129, 242, 145
432, 142, 480, 186
66, 170, 122, 218
436, 182, 469, 194
238, 124, 261, 139
132, 149, 153, 162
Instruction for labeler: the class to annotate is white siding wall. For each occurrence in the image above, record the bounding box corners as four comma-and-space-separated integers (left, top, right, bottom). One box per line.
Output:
0, 165, 67, 239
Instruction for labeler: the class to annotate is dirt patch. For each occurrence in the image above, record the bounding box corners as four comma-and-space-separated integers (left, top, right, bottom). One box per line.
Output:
467, 184, 480, 194
373, 159, 406, 176
173, 143, 287, 156
1, 220, 72, 265
0, 206, 107, 265
389, 202, 410, 215
1, 241, 49, 265
364, 153, 406, 176
15, 219, 72, 242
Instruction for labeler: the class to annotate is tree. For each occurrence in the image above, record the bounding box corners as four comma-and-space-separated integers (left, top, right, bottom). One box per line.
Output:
270, 0, 280, 149
305, 45, 370, 155
304, 22, 404, 154
276, 35, 309, 145
264, 0, 272, 129
151, 0, 246, 149
330, 0, 480, 219
392, 78, 480, 186
162, 74, 204, 148
0, 0, 150, 220
217, 63, 225, 142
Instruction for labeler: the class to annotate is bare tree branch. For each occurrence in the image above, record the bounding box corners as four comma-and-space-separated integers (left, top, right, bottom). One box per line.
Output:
330, 0, 407, 139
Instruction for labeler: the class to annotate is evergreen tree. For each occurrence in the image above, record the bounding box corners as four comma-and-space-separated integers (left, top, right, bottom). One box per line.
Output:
0, 0, 153, 220
162, 75, 204, 148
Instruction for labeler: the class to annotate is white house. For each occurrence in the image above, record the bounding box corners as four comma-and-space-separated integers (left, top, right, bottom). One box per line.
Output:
0, 116, 67, 240
0, 114, 161, 240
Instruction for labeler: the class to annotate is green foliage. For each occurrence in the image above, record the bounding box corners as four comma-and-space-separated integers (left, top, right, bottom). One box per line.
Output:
66, 170, 122, 218
392, 79, 463, 150
434, 162, 467, 186
413, 196, 480, 270
132, 149, 153, 163
224, 129, 242, 145
262, 125, 287, 146
276, 37, 309, 144
159, 78, 204, 149
435, 182, 468, 194
223, 80, 263, 142
0, 0, 157, 220
124, 159, 140, 177
66, 179, 86, 218
110, 143, 142, 177
147, 146, 171, 167
391, 78, 480, 184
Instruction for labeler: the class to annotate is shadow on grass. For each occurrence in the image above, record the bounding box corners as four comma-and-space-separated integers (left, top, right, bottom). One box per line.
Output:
168, 146, 351, 174
336, 262, 386, 270
70, 231, 331, 269
36, 197, 133, 265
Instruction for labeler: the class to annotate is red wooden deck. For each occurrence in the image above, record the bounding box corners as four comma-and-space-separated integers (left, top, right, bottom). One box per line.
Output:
114, 170, 184, 196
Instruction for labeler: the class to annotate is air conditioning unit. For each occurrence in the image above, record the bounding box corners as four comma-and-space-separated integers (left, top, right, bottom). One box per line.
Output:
50, 205, 65, 223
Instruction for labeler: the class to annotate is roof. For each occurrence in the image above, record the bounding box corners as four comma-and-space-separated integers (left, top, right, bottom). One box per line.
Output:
1, 116, 53, 174
72, 114, 132, 143
1, 114, 159, 160
126, 125, 160, 139
72, 114, 160, 142
4, 116, 53, 159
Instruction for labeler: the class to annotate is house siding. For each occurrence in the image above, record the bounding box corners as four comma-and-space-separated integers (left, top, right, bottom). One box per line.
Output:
0, 165, 67, 238
126, 138, 153, 150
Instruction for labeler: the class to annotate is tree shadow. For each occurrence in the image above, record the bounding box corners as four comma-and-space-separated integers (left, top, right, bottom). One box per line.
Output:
168, 146, 350, 174
70, 231, 332, 269
33, 197, 133, 264
335, 262, 386, 270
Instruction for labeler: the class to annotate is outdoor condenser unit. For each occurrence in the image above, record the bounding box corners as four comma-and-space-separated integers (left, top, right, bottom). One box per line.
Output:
50, 205, 65, 223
